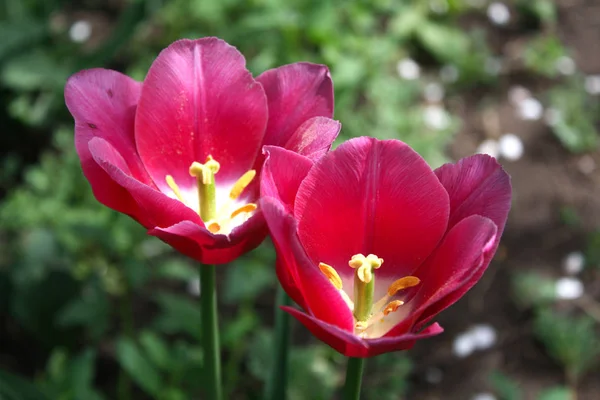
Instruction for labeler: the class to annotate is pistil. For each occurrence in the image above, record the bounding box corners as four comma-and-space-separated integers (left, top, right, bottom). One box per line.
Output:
189, 155, 220, 221
349, 254, 383, 322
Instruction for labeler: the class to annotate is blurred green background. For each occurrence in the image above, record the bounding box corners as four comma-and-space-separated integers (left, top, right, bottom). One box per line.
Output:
1, 0, 599, 399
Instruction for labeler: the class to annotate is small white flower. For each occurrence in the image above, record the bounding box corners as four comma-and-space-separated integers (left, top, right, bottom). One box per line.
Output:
397, 58, 421, 80
508, 86, 531, 106
584, 75, 600, 95
518, 97, 543, 121
423, 82, 445, 102
544, 107, 562, 127
563, 252, 585, 275
69, 20, 92, 43
423, 105, 451, 130
470, 324, 497, 350
476, 139, 500, 158
498, 134, 524, 161
555, 277, 584, 300
487, 2, 510, 26
440, 65, 459, 83
472, 393, 497, 400
555, 56, 576, 76
453, 332, 476, 358
187, 277, 201, 297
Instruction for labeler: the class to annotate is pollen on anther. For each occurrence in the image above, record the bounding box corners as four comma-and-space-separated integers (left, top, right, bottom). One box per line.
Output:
383, 300, 404, 316
230, 170, 256, 199
207, 222, 221, 233
230, 203, 257, 219
387, 276, 420, 296
318, 263, 343, 290
165, 175, 185, 202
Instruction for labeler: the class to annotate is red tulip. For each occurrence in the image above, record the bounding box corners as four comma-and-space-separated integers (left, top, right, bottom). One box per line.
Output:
261, 137, 511, 357
65, 37, 339, 264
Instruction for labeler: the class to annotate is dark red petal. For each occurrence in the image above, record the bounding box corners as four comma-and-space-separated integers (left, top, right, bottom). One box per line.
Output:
65, 69, 154, 218
262, 198, 354, 331
149, 213, 267, 265
89, 137, 201, 229
282, 117, 340, 161
135, 38, 267, 194
407, 215, 498, 330
257, 62, 334, 148
261, 146, 313, 212
295, 137, 449, 284
283, 307, 443, 357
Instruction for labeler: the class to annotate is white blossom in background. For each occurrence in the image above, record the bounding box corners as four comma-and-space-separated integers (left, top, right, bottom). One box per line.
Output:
584, 75, 600, 95
423, 82, 445, 102
440, 64, 459, 83
563, 252, 585, 275
425, 367, 443, 384
544, 107, 562, 127
187, 277, 201, 297
472, 393, 497, 400
476, 139, 500, 158
508, 86, 531, 106
555, 277, 584, 300
485, 57, 502, 76
577, 155, 596, 175
397, 58, 421, 80
470, 324, 497, 350
498, 134, 524, 161
555, 56, 576, 76
423, 105, 451, 130
517, 97, 543, 121
69, 20, 92, 43
487, 2, 510, 26
453, 331, 476, 358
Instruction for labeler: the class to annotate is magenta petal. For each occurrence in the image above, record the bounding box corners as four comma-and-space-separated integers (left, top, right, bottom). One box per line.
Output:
261, 146, 313, 211
295, 137, 449, 284
135, 38, 268, 194
282, 117, 340, 161
283, 307, 443, 358
89, 137, 201, 228
257, 62, 334, 148
409, 215, 498, 329
262, 198, 354, 331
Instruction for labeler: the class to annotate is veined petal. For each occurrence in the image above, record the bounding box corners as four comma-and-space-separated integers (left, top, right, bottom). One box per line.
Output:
135, 38, 268, 194
282, 117, 340, 161
261, 146, 313, 212
257, 62, 334, 148
262, 197, 354, 331
295, 137, 449, 291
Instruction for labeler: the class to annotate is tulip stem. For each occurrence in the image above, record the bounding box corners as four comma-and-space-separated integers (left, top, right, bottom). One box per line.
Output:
264, 286, 291, 400
343, 357, 365, 400
200, 264, 222, 400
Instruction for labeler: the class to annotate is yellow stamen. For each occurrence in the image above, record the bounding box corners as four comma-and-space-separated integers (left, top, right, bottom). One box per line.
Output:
207, 222, 221, 233
387, 276, 421, 296
382, 300, 404, 316
230, 203, 257, 219
319, 263, 343, 290
230, 170, 256, 199
165, 175, 184, 202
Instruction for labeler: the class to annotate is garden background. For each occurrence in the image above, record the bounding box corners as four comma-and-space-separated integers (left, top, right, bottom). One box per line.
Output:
1, 0, 599, 399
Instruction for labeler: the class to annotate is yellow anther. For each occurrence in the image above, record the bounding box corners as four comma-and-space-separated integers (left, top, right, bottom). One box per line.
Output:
229, 170, 256, 199
207, 221, 221, 233
165, 175, 185, 202
230, 203, 257, 219
387, 276, 421, 296
382, 300, 404, 316
319, 263, 343, 290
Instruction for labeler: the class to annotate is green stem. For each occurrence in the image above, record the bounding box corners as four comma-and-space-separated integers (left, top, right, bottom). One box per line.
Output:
264, 286, 292, 400
200, 264, 222, 400
343, 357, 365, 400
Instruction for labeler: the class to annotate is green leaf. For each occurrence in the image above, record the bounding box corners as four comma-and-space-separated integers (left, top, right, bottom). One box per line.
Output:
139, 331, 172, 370
0, 369, 52, 400
489, 371, 524, 400
152, 293, 201, 339
537, 387, 572, 400
116, 337, 163, 397
417, 22, 470, 63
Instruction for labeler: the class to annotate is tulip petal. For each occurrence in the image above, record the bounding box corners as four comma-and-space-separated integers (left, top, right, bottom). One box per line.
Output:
262, 197, 354, 331
283, 306, 443, 358
135, 38, 268, 195
295, 137, 449, 291
89, 137, 201, 228
257, 62, 334, 148
65, 69, 153, 218
261, 146, 313, 212
282, 117, 340, 161
403, 215, 497, 331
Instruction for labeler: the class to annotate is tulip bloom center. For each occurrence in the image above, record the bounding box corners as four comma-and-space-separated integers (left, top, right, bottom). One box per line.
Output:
165, 155, 257, 235
319, 253, 420, 338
